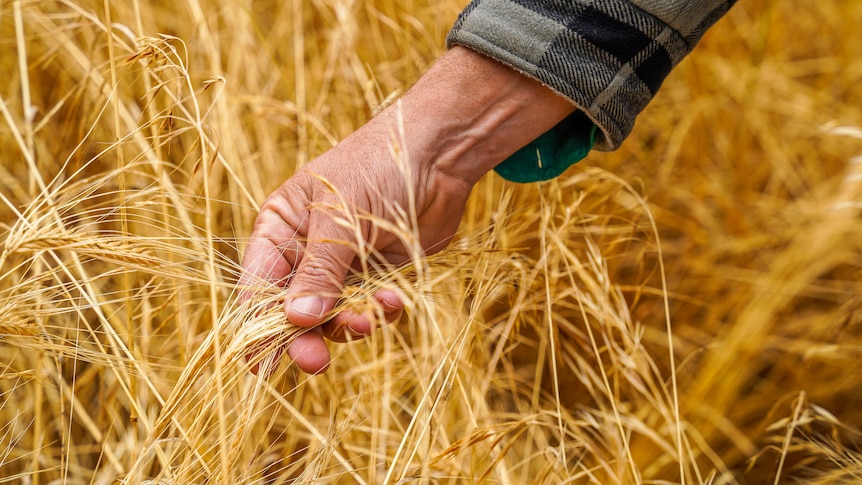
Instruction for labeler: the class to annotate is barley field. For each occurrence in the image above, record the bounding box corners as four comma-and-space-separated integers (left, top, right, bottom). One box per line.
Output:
1, 0, 861, 483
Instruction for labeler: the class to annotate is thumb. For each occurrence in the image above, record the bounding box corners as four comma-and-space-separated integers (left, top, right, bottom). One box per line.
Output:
284, 211, 357, 328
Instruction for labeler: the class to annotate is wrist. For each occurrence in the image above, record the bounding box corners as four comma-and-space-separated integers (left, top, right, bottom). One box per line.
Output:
398, 46, 576, 185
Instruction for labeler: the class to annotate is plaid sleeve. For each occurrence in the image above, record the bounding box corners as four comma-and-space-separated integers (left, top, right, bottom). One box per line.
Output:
446, 0, 736, 151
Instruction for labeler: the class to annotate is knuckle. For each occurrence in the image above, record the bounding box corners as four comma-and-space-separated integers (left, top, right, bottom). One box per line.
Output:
255, 186, 310, 232
294, 248, 350, 295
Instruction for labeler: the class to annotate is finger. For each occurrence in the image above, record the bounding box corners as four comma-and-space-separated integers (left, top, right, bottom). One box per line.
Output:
284, 207, 358, 328
375, 288, 404, 315
240, 203, 308, 375
239, 234, 300, 374
287, 328, 331, 374
323, 289, 404, 343
320, 309, 367, 343
238, 238, 301, 302
239, 207, 305, 303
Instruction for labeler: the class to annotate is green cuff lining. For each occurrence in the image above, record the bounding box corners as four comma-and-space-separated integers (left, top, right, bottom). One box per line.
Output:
494, 110, 597, 183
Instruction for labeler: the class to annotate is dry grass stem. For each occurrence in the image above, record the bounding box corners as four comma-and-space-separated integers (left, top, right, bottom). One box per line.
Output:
1, 0, 861, 483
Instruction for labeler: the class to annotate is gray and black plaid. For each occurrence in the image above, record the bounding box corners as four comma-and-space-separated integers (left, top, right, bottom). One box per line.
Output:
447, 0, 737, 151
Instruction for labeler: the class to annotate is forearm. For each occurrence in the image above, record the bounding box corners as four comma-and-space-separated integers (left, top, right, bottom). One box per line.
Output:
447, 0, 737, 152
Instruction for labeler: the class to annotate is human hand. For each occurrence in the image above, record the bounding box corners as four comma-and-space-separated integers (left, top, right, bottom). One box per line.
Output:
239, 46, 576, 375
239, 105, 473, 374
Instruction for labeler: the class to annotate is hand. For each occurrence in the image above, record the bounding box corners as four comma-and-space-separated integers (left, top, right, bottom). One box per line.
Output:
239, 46, 576, 375
239, 104, 473, 375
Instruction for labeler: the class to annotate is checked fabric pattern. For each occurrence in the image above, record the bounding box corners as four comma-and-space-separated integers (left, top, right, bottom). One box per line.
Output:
447, 0, 737, 151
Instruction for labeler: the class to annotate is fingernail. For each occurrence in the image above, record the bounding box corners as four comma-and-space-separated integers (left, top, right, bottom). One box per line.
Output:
347, 319, 372, 336
287, 296, 325, 318
376, 293, 402, 313
380, 299, 400, 312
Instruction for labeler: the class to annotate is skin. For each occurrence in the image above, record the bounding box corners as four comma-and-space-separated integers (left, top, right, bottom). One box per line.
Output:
239, 46, 576, 374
